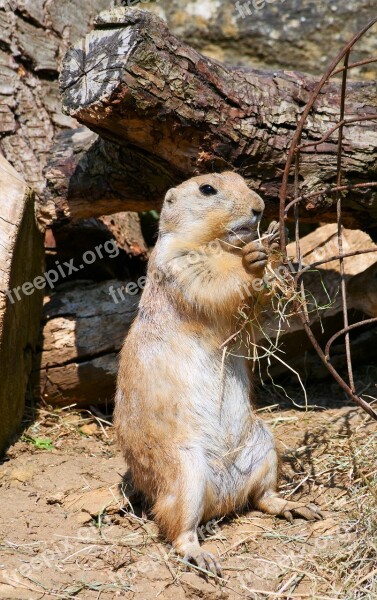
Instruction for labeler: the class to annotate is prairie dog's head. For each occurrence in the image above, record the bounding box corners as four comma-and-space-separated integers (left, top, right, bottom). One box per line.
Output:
159, 172, 265, 247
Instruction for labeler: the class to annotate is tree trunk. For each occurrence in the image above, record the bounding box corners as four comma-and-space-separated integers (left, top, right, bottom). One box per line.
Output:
0, 157, 44, 453
42, 7, 377, 230
0, 1, 150, 449
39, 127, 175, 226
0, 2, 149, 255
0, 0, 118, 196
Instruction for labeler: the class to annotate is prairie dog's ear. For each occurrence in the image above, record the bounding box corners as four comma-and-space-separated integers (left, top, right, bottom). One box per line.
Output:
164, 188, 177, 205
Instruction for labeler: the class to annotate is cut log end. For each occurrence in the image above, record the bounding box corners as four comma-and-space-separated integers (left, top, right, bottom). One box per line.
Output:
61, 25, 138, 115
60, 8, 156, 115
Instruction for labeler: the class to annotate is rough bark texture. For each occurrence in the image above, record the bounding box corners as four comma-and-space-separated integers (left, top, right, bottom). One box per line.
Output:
42, 7, 377, 229
0, 156, 44, 453
35, 279, 139, 406
0, 0, 119, 195
39, 127, 175, 226
6, 0, 374, 222
0, 0, 150, 449
146, 0, 377, 77
99, 212, 148, 258
0, 0, 152, 260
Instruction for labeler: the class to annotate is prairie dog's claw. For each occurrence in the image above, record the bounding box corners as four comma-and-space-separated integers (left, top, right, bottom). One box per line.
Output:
263, 221, 288, 251
183, 551, 223, 579
281, 502, 324, 523
267, 220, 280, 235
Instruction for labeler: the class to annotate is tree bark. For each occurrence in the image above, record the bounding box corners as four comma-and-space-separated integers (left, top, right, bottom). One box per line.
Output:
0, 0, 117, 196
0, 156, 44, 453
46, 7, 377, 230
0, 1, 151, 448
39, 126, 176, 226
35, 279, 139, 406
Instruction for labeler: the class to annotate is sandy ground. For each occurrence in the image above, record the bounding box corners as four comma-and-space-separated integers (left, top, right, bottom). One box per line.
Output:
0, 396, 376, 600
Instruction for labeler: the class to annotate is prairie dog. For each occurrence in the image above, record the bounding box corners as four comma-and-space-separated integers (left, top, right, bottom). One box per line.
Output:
115, 172, 322, 576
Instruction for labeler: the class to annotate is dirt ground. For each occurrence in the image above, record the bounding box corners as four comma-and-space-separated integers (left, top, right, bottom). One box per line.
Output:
0, 386, 376, 600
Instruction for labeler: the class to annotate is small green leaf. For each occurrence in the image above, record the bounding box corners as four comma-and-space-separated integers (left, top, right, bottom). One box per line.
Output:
23, 436, 54, 451
34, 438, 54, 450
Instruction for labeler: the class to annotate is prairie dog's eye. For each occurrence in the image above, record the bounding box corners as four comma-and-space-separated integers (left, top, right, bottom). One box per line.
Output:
199, 184, 217, 196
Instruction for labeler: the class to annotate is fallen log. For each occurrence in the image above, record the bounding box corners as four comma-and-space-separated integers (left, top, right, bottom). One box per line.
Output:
0, 156, 44, 453
39, 127, 176, 226
35, 279, 139, 407
40, 8, 377, 229
0, 0, 115, 195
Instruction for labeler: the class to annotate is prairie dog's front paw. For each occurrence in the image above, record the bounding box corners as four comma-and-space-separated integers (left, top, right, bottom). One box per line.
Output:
264, 220, 280, 252
242, 240, 267, 275
263, 221, 289, 253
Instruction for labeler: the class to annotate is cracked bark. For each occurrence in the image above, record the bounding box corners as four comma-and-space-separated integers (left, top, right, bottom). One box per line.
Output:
39, 126, 175, 225
43, 7, 377, 231
0, 0, 113, 195
0, 1, 150, 444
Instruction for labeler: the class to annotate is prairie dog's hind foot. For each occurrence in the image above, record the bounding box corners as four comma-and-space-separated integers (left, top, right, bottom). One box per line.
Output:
183, 549, 223, 579
174, 530, 223, 578
255, 493, 324, 524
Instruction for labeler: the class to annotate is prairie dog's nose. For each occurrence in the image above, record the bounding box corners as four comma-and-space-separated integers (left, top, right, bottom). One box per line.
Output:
251, 209, 263, 224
